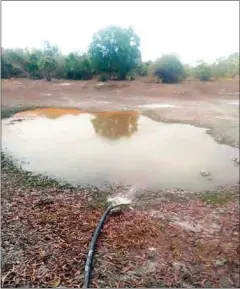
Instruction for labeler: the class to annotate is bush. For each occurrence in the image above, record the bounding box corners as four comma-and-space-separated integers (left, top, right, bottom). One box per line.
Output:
64, 53, 92, 80
194, 62, 212, 81
135, 61, 152, 76
98, 74, 108, 82
150, 55, 185, 83
1, 48, 29, 78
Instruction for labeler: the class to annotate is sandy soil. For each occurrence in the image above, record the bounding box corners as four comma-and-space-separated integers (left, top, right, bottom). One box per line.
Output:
1, 78, 239, 288
2, 78, 239, 147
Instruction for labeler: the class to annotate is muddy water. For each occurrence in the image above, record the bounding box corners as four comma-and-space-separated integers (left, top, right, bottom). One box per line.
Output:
2, 108, 239, 191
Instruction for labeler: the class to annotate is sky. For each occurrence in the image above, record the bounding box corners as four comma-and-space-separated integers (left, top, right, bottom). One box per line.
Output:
2, 1, 239, 64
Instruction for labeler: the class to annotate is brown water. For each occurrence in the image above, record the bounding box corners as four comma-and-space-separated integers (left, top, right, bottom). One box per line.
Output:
2, 108, 239, 191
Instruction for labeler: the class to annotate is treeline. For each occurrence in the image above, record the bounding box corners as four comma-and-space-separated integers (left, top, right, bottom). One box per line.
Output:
1, 26, 239, 83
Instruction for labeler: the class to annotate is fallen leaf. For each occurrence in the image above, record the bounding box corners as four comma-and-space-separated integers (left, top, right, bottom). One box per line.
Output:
48, 277, 61, 288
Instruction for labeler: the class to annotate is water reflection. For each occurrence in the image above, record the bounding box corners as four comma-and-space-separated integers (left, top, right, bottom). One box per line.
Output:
91, 111, 139, 140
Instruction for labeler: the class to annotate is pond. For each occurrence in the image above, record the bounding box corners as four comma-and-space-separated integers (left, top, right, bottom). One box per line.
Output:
2, 108, 239, 191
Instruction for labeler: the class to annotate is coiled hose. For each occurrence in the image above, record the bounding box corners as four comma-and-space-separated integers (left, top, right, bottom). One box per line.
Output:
83, 204, 114, 288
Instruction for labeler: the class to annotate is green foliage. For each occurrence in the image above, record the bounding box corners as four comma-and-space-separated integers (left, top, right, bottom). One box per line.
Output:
151, 55, 185, 83
53, 55, 66, 79
89, 25, 141, 80
194, 61, 212, 81
1, 48, 29, 78
41, 56, 58, 81
135, 61, 152, 76
211, 53, 239, 79
1, 35, 239, 83
40, 42, 59, 81
98, 74, 108, 82
64, 53, 92, 80
200, 191, 237, 205
27, 49, 43, 79
183, 64, 194, 79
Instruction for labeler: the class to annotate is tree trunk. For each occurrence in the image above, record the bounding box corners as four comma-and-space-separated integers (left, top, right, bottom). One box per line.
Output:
46, 72, 52, 81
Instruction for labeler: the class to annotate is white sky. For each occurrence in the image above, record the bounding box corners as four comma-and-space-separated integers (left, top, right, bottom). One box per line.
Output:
2, 1, 239, 64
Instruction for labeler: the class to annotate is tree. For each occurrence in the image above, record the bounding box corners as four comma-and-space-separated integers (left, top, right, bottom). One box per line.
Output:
135, 61, 152, 76
224, 53, 239, 78
151, 55, 185, 83
27, 49, 43, 79
210, 53, 239, 79
194, 61, 212, 81
40, 41, 59, 81
64, 52, 92, 80
1, 48, 29, 78
88, 26, 141, 80
52, 54, 66, 79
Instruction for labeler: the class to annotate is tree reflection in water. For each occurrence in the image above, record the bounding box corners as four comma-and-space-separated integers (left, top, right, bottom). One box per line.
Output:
91, 111, 139, 140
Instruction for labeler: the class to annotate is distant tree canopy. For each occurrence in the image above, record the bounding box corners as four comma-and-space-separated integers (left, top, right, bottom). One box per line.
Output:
1, 26, 239, 82
88, 26, 141, 80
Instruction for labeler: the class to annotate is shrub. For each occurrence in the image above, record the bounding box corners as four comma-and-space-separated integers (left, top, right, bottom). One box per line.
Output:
98, 74, 108, 82
150, 55, 185, 83
135, 61, 152, 76
194, 62, 212, 81
64, 53, 92, 80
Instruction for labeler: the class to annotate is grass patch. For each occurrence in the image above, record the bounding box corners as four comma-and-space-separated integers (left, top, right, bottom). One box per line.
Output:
1, 105, 40, 119
200, 190, 238, 205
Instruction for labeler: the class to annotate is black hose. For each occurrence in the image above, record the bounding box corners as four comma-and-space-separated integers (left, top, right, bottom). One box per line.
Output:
83, 204, 114, 288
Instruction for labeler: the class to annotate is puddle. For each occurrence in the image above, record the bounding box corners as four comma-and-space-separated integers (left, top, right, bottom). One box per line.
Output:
138, 103, 177, 109
2, 108, 239, 191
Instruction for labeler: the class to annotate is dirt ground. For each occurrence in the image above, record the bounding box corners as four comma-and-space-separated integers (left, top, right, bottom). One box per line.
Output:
1, 78, 240, 288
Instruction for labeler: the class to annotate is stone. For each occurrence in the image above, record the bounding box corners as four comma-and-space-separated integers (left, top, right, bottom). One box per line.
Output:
200, 170, 211, 177
215, 258, 227, 267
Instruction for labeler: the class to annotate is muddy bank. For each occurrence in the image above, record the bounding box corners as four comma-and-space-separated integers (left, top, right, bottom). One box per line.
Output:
142, 102, 239, 149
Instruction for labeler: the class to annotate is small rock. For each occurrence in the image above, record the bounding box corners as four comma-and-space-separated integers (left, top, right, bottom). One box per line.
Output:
200, 170, 211, 177
172, 261, 187, 272
110, 207, 122, 216
148, 247, 156, 251
215, 258, 227, 267
232, 157, 239, 165
232, 231, 239, 237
